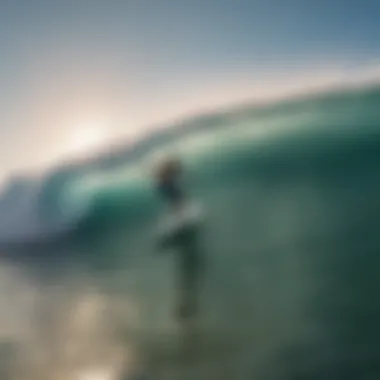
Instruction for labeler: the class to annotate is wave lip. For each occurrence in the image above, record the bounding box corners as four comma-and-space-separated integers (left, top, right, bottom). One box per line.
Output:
0, 177, 88, 245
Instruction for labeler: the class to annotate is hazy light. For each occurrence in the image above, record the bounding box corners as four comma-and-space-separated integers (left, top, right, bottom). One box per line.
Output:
76, 367, 115, 380
63, 123, 110, 158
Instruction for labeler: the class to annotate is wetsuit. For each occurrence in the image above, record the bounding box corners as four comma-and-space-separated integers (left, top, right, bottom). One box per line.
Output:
157, 178, 184, 205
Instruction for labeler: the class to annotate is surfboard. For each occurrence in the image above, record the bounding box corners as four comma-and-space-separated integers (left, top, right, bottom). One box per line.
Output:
156, 202, 203, 249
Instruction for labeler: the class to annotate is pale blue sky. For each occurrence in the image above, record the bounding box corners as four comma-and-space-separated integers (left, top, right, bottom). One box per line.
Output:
0, 0, 379, 177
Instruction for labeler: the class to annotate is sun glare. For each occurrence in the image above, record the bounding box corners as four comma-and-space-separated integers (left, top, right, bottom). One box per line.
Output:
76, 367, 115, 380
65, 123, 109, 157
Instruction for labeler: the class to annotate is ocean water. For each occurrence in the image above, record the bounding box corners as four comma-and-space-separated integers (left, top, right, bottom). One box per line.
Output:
0, 85, 380, 379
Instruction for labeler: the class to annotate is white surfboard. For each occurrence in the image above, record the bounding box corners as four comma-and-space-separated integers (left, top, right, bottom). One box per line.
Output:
156, 202, 203, 245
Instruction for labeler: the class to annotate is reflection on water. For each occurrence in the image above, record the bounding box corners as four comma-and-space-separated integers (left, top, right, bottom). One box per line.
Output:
0, 262, 140, 380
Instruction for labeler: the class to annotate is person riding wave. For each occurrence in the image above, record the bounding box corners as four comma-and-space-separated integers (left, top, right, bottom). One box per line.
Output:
154, 157, 201, 320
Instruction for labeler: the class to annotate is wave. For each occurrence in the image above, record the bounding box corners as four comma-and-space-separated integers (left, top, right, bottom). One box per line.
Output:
0, 170, 94, 245
1, 83, 380, 244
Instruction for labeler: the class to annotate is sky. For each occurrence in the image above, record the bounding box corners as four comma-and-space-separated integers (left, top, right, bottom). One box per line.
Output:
0, 0, 380, 178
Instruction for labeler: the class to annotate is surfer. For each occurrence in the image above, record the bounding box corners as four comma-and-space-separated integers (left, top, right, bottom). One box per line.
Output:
155, 157, 202, 321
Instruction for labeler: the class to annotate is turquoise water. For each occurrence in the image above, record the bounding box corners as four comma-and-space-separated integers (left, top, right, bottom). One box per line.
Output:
1, 85, 380, 379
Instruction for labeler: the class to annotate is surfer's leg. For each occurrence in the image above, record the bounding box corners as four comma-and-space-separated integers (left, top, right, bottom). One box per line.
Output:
176, 237, 202, 320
